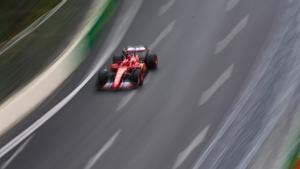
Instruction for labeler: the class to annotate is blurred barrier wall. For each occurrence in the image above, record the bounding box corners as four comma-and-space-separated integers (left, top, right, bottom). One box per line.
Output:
229, 0, 300, 168
242, 0, 300, 168
280, 1, 300, 168
0, 0, 117, 103
0, 0, 117, 136
0, 0, 62, 46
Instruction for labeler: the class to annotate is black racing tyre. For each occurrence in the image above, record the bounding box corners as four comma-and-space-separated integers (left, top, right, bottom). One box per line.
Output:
97, 69, 109, 87
131, 69, 144, 86
112, 55, 124, 63
145, 54, 158, 70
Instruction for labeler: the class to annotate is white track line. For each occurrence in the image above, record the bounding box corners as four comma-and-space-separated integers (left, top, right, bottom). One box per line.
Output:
116, 21, 176, 112
158, 0, 177, 16
172, 126, 210, 169
83, 130, 121, 169
0, 135, 34, 169
198, 64, 234, 106
0, 0, 67, 56
116, 91, 137, 111
149, 20, 176, 49
214, 15, 249, 54
0, 0, 143, 159
226, 0, 241, 12
116, 73, 154, 112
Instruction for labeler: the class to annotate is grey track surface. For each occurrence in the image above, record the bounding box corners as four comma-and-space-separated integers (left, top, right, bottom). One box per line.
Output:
0, 0, 295, 169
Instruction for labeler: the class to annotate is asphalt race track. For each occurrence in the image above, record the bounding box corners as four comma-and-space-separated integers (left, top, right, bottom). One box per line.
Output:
2, 0, 297, 169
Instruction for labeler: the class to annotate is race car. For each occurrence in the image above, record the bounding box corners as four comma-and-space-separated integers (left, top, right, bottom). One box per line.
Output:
97, 46, 158, 90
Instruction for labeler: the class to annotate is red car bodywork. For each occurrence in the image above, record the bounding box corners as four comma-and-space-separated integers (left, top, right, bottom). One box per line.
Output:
108, 55, 146, 89
98, 46, 157, 90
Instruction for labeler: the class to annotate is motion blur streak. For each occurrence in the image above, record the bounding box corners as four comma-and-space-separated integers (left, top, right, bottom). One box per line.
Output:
116, 92, 136, 111
149, 20, 176, 50
84, 130, 121, 169
226, 0, 241, 12
0, 0, 289, 168
0, 0, 67, 56
198, 64, 234, 106
0, 0, 143, 159
193, 1, 300, 168
214, 15, 249, 54
158, 0, 176, 16
172, 126, 210, 169
0, 135, 33, 169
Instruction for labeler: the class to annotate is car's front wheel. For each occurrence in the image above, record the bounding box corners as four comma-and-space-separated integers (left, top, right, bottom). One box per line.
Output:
97, 69, 109, 89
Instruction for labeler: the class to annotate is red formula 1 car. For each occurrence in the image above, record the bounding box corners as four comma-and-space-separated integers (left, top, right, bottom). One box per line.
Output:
97, 46, 158, 90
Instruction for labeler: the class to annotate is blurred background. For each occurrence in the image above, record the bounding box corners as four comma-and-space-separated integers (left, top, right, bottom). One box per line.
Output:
1, 0, 300, 169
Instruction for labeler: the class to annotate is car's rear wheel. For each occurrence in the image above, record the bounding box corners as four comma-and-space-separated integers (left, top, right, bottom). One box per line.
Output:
131, 69, 144, 86
113, 55, 124, 63
145, 54, 158, 70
